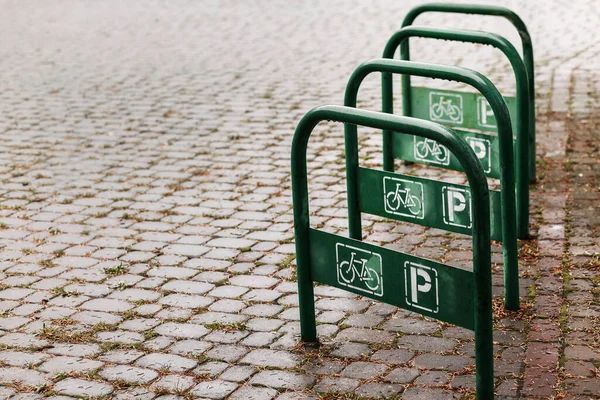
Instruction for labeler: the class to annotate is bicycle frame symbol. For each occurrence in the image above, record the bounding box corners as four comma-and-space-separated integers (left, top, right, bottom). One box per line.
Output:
415, 139, 449, 163
383, 177, 424, 219
336, 244, 383, 296
429, 92, 463, 124
414, 137, 450, 164
386, 184, 421, 216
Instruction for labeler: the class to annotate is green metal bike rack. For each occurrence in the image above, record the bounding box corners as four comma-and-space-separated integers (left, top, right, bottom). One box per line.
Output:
346, 58, 519, 310
382, 26, 530, 240
401, 3, 536, 184
292, 105, 494, 399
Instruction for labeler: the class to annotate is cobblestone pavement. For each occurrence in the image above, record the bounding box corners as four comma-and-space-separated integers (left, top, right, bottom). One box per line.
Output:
0, 0, 598, 398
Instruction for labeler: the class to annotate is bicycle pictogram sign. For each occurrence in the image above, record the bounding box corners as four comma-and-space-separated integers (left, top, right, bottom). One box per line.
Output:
383, 176, 424, 219
413, 137, 451, 165
336, 243, 383, 296
429, 92, 463, 124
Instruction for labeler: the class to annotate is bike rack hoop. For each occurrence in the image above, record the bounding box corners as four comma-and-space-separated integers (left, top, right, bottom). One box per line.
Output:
400, 2, 536, 183
291, 104, 494, 398
379, 26, 530, 240
343, 58, 520, 311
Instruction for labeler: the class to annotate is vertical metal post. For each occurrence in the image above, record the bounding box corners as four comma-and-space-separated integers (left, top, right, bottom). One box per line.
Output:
382, 72, 395, 172
524, 45, 536, 183
291, 117, 317, 342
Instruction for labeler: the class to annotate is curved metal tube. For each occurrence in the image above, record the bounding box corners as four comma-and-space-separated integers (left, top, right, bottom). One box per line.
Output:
382, 26, 529, 239
400, 2, 536, 182
344, 58, 519, 310
291, 105, 493, 399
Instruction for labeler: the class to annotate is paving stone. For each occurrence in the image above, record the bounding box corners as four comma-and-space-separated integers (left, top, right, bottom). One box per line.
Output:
81, 298, 133, 312
0, 333, 48, 349
154, 322, 209, 339
190, 380, 238, 399
401, 387, 460, 399
207, 285, 249, 299
0, 367, 49, 387
241, 332, 280, 347
330, 342, 372, 358
99, 349, 145, 364
54, 378, 114, 398
415, 370, 451, 386
335, 327, 396, 344
315, 298, 370, 313
385, 367, 420, 383
240, 349, 300, 368
397, 335, 456, 352
169, 339, 212, 357
109, 288, 161, 301
161, 279, 214, 294
100, 365, 159, 385
47, 343, 101, 357
119, 318, 160, 332
0, 351, 49, 367
564, 344, 600, 361
412, 354, 473, 371
522, 367, 558, 397
341, 361, 388, 380
194, 361, 229, 378
191, 311, 248, 326
384, 317, 439, 334
0, 316, 30, 330
144, 335, 175, 351
250, 370, 315, 390
565, 377, 600, 396
449, 374, 475, 389
72, 310, 123, 325
313, 377, 359, 394
355, 382, 404, 398
371, 349, 415, 364
135, 353, 197, 373
38, 356, 104, 374
159, 293, 214, 309
209, 299, 246, 313
150, 374, 196, 393
219, 365, 256, 382
228, 386, 278, 400
97, 330, 144, 344
242, 304, 283, 317
245, 317, 284, 332
228, 275, 279, 289
274, 393, 319, 400
565, 360, 596, 377
206, 345, 248, 363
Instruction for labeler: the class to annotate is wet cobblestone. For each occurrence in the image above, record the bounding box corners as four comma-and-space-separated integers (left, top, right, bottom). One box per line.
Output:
0, 0, 598, 398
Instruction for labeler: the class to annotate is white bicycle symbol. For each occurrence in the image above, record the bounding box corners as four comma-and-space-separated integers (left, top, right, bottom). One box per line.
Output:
415, 138, 449, 163
385, 183, 422, 216
339, 252, 380, 291
431, 96, 462, 122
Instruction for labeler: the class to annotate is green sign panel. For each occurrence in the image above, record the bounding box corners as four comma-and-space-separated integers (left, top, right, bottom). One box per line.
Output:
308, 228, 475, 330
410, 86, 517, 134
392, 127, 517, 180
356, 168, 503, 241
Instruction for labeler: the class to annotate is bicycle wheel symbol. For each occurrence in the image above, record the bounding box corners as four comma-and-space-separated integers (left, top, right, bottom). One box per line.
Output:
415, 139, 449, 163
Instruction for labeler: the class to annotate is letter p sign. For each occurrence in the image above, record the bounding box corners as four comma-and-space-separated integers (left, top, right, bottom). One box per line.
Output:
442, 186, 472, 229
404, 262, 439, 313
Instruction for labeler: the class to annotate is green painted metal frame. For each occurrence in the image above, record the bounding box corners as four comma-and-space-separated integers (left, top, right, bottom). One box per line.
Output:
346, 58, 519, 310
401, 3, 536, 184
291, 105, 493, 398
382, 26, 530, 240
